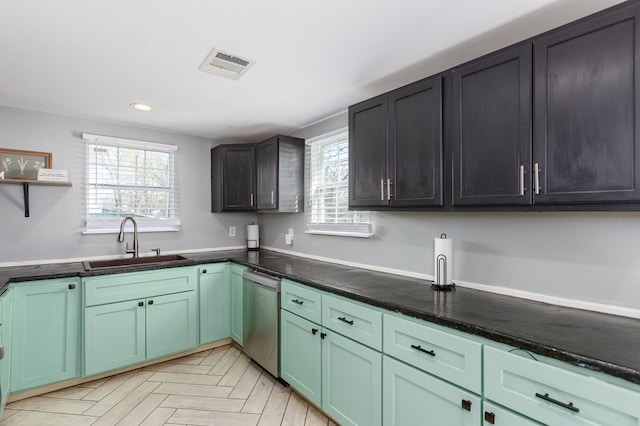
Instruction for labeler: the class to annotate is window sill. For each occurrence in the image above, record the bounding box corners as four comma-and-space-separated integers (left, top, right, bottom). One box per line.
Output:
305, 230, 373, 238
82, 227, 180, 235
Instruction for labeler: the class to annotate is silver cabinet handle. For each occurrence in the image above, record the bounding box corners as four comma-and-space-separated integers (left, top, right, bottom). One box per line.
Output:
380, 179, 385, 201
387, 178, 392, 200
271, 190, 275, 204
250, 193, 254, 206
519, 165, 525, 196
534, 163, 540, 195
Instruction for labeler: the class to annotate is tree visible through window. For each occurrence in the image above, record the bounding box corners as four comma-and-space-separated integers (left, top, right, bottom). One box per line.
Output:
83, 133, 180, 232
306, 129, 372, 236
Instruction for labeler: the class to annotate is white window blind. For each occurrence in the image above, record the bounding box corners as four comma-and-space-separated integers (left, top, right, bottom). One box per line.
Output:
305, 129, 372, 237
83, 133, 181, 233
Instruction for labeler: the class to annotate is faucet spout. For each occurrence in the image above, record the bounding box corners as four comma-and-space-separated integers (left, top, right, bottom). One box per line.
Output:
118, 216, 139, 258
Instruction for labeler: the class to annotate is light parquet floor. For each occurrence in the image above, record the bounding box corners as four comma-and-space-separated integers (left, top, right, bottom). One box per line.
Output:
0, 344, 338, 426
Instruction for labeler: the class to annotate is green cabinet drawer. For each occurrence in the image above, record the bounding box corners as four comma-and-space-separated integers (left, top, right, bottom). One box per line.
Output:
383, 355, 481, 426
383, 313, 482, 393
281, 279, 322, 323
322, 294, 382, 351
484, 346, 640, 425
482, 401, 541, 426
84, 266, 197, 306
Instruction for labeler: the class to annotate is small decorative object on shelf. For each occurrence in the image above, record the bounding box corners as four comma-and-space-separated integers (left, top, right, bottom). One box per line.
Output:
37, 168, 69, 183
0, 148, 52, 181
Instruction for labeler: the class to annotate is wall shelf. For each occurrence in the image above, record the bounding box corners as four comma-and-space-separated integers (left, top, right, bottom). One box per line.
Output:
0, 179, 73, 217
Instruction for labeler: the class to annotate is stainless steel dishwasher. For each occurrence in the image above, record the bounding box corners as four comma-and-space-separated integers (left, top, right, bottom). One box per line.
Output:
242, 270, 281, 378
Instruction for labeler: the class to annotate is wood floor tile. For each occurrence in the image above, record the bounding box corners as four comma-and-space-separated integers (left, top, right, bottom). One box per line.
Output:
0, 410, 98, 425
160, 395, 245, 412
167, 409, 260, 426
84, 373, 156, 417
167, 352, 210, 365
91, 381, 161, 426
147, 372, 223, 386
208, 346, 241, 376
305, 405, 329, 426
256, 381, 290, 425
281, 392, 308, 426
82, 371, 139, 401
218, 354, 251, 387
153, 383, 234, 399
139, 407, 176, 426
200, 345, 230, 366
241, 373, 276, 414
145, 363, 213, 375
114, 393, 167, 426
5, 396, 95, 415
228, 363, 261, 400
42, 385, 95, 400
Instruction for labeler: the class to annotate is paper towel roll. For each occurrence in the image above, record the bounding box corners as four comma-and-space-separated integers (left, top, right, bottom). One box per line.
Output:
247, 224, 259, 250
434, 234, 453, 285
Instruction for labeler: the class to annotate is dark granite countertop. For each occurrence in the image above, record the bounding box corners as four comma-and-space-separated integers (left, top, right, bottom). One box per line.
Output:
1, 249, 639, 385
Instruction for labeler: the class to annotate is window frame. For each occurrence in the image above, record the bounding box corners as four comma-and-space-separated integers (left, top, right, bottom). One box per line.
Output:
82, 133, 181, 234
305, 128, 373, 238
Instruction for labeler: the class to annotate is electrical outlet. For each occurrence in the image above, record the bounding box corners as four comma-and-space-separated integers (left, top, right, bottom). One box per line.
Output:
228, 226, 236, 237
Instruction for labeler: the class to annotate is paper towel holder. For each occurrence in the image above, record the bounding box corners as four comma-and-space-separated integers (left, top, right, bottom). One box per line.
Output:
432, 233, 456, 292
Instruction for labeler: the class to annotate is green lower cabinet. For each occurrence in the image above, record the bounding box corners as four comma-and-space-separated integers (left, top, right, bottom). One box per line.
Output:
322, 330, 382, 426
11, 278, 80, 392
280, 310, 322, 406
85, 291, 196, 376
146, 291, 197, 359
84, 299, 146, 376
0, 289, 12, 417
383, 356, 481, 426
230, 264, 246, 345
198, 264, 230, 344
482, 401, 541, 426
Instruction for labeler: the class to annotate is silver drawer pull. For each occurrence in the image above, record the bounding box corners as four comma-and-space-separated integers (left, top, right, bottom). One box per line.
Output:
410, 344, 435, 357
535, 392, 579, 413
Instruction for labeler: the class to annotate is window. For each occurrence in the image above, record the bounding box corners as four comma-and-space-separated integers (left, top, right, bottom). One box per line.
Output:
305, 129, 372, 237
83, 133, 180, 233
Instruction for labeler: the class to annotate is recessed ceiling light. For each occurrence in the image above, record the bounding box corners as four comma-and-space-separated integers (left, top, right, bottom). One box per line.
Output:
130, 103, 152, 112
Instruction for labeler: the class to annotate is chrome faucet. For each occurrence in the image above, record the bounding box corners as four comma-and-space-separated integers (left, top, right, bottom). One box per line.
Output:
117, 216, 139, 258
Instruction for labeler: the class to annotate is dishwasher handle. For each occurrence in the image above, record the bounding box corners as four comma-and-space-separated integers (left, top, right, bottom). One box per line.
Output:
243, 270, 281, 292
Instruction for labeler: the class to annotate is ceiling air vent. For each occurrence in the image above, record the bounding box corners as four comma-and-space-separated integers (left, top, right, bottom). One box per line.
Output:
199, 48, 255, 80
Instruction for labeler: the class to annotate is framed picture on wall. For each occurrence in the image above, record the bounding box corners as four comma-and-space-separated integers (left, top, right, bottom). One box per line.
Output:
0, 148, 52, 181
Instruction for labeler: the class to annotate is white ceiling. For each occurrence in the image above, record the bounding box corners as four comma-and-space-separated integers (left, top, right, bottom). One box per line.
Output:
0, 0, 626, 142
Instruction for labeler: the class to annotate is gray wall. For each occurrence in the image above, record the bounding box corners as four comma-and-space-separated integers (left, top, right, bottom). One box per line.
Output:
258, 112, 640, 311
0, 106, 255, 263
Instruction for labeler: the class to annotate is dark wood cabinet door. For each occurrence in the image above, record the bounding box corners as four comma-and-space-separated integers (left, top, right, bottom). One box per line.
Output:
534, 5, 640, 204
211, 145, 256, 212
349, 95, 389, 208
388, 76, 443, 207
452, 44, 532, 206
257, 137, 278, 210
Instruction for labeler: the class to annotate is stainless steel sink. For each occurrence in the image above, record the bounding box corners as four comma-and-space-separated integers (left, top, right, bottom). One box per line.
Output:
83, 254, 190, 271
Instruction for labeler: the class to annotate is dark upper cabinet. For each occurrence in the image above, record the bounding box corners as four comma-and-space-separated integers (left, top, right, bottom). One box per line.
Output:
349, 75, 444, 209
349, 95, 388, 208
211, 144, 256, 212
452, 44, 532, 206
257, 135, 305, 212
533, 3, 640, 204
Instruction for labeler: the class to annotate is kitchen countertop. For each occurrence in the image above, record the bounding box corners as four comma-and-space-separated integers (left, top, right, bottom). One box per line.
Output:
1, 248, 639, 385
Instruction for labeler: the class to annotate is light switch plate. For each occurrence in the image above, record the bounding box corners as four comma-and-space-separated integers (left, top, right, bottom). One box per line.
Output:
229, 226, 236, 237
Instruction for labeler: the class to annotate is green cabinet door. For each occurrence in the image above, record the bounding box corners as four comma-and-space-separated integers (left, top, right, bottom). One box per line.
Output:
281, 310, 322, 407
383, 355, 481, 426
146, 291, 197, 359
84, 299, 146, 376
322, 330, 382, 426
198, 264, 230, 344
11, 279, 80, 392
0, 289, 12, 416
230, 264, 246, 345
